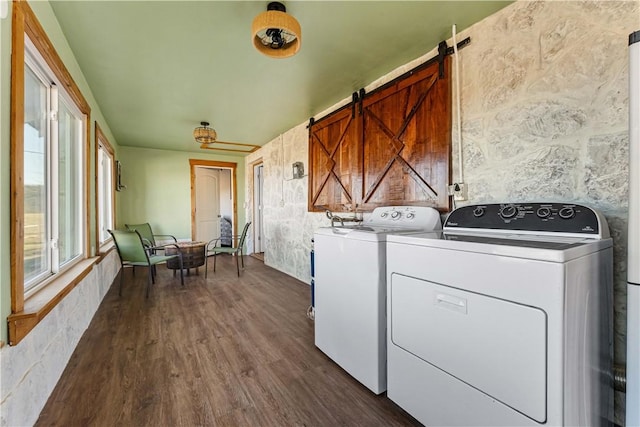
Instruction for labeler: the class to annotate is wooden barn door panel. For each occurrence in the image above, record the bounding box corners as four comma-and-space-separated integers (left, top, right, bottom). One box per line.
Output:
308, 106, 361, 212
360, 58, 450, 211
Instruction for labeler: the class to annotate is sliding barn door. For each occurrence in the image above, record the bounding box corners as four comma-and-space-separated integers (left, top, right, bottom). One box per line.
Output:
308, 57, 451, 213
360, 58, 450, 211
308, 105, 361, 212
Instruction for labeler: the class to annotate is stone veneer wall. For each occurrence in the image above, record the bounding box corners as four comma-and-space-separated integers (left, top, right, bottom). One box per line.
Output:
0, 251, 120, 426
246, 1, 639, 424
245, 125, 329, 282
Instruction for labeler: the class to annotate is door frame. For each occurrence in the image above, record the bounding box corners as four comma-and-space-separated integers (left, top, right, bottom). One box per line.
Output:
189, 159, 237, 242
250, 158, 264, 253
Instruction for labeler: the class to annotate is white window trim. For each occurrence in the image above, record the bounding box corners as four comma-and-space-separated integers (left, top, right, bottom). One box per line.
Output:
96, 128, 115, 249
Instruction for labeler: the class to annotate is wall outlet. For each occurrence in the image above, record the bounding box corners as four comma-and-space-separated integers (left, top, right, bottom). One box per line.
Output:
448, 183, 468, 201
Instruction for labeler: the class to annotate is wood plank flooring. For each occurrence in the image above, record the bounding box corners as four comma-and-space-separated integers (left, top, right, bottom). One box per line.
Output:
36, 254, 420, 426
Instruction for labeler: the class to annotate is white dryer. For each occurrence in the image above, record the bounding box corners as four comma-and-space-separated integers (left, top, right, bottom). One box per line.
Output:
386, 203, 613, 426
314, 206, 441, 394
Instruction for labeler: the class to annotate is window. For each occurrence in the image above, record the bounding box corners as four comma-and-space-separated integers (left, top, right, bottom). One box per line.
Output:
9, 1, 92, 345
22, 39, 86, 295
96, 124, 115, 247
23, 38, 85, 295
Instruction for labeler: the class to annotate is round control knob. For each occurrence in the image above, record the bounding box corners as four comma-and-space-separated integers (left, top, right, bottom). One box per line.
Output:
559, 207, 575, 219
473, 207, 485, 217
499, 204, 517, 219
406, 212, 415, 219
390, 211, 401, 219
380, 212, 388, 218
536, 207, 551, 218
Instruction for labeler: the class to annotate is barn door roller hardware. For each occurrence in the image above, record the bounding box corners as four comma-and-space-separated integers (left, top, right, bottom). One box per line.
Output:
351, 92, 358, 118
358, 88, 366, 115
438, 37, 471, 78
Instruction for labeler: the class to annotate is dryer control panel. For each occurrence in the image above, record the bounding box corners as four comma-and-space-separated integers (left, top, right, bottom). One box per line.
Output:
444, 203, 608, 238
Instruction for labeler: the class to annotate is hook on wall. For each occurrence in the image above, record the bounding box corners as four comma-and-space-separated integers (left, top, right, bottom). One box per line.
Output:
116, 160, 126, 191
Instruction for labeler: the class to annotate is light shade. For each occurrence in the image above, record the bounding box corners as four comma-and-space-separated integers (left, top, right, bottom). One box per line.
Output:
252, 2, 301, 59
193, 121, 217, 144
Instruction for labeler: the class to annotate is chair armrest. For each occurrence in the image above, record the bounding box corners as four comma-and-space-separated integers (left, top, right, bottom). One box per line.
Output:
150, 243, 183, 257
151, 242, 182, 251
206, 238, 222, 249
153, 234, 177, 243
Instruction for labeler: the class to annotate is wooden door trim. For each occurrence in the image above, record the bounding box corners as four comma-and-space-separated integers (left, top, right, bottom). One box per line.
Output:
189, 159, 238, 243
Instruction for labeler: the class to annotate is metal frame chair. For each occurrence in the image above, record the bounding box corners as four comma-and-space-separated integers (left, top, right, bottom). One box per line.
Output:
109, 229, 184, 298
125, 223, 177, 250
205, 222, 251, 277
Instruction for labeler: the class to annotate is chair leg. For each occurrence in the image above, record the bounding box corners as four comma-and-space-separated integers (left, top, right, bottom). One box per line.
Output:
214, 252, 217, 273
236, 252, 240, 277
119, 266, 124, 296
151, 266, 156, 284
240, 250, 245, 268
179, 254, 184, 286
146, 267, 153, 298
205, 252, 208, 278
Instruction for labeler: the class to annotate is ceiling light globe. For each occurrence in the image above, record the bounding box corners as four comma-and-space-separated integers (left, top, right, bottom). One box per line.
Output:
252, 5, 301, 58
194, 123, 217, 144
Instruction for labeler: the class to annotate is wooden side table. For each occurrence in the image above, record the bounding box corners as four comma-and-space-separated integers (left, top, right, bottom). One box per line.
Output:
165, 241, 205, 275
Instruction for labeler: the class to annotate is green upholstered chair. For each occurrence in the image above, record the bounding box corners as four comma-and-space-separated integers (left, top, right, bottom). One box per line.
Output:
125, 223, 177, 250
109, 229, 184, 298
205, 222, 251, 277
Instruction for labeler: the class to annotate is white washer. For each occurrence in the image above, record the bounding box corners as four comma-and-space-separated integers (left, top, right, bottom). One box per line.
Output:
386, 203, 613, 426
314, 206, 441, 394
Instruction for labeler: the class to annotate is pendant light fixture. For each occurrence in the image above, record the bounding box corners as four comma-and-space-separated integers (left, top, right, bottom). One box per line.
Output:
251, 2, 301, 59
193, 121, 217, 144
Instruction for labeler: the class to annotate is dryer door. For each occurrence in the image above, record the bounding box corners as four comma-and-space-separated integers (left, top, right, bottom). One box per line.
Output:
389, 273, 547, 422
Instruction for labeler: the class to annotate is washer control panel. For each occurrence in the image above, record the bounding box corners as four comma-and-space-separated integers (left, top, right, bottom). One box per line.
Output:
444, 203, 606, 237
369, 206, 442, 230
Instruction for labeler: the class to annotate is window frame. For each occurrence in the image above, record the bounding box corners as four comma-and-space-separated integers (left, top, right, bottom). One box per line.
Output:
23, 42, 87, 296
95, 122, 116, 252
9, 0, 92, 345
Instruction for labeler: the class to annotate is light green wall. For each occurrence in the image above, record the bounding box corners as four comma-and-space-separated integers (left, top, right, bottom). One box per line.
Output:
0, 1, 120, 345
117, 146, 246, 240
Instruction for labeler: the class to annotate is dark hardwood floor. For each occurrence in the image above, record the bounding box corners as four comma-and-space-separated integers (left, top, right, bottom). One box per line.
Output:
36, 254, 419, 426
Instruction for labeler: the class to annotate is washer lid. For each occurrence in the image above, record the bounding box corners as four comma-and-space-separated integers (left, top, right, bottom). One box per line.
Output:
387, 231, 612, 262
315, 225, 426, 242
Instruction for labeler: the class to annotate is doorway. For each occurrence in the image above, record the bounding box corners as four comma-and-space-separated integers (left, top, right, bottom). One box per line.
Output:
194, 167, 221, 243
252, 161, 265, 260
189, 159, 237, 245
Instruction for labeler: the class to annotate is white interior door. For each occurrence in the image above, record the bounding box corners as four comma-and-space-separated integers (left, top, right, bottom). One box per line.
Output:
195, 167, 220, 243
253, 163, 264, 253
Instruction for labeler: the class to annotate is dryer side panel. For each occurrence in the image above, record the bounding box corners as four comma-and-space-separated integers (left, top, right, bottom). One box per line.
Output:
563, 247, 614, 426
